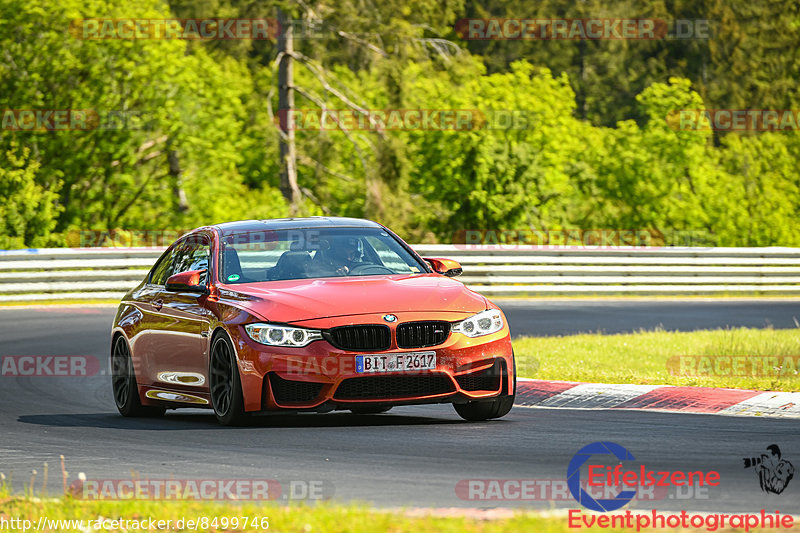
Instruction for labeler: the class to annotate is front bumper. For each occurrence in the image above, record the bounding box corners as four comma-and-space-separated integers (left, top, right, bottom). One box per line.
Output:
229, 318, 515, 412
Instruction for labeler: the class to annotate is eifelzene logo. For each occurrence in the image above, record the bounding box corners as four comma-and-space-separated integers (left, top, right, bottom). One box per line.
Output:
568, 441, 721, 512
743, 445, 795, 495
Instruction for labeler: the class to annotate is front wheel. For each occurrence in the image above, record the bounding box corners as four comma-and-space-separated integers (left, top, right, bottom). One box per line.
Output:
454, 354, 515, 421
349, 405, 392, 415
209, 333, 247, 426
453, 394, 514, 421
111, 336, 165, 418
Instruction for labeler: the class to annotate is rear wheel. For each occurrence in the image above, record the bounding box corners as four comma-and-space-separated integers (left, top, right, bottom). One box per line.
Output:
209, 333, 247, 426
111, 336, 165, 418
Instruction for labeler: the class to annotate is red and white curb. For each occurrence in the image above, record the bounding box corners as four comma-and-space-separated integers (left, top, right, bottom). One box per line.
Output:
515, 379, 800, 419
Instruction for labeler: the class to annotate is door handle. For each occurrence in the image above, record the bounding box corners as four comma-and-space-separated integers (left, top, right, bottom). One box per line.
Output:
153, 299, 163, 311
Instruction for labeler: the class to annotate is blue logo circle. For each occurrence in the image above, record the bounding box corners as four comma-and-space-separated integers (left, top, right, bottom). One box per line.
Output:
567, 441, 637, 512
383, 314, 397, 322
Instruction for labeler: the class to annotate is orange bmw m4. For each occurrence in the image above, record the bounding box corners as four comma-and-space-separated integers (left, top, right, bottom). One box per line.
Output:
111, 218, 515, 425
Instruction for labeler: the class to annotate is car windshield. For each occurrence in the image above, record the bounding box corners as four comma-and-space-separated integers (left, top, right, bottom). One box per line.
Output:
218, 227, 428, 283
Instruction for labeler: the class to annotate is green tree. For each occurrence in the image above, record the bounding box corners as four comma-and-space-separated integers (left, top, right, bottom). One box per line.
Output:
0, 143, 61, 248
0, 0, 287, 243
403, 60, 589, 238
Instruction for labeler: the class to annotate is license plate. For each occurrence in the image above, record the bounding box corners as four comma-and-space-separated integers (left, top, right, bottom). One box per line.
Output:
355, 352, 436, 373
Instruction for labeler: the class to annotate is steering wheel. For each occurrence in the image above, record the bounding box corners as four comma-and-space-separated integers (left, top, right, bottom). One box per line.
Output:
347, 264, 395, 275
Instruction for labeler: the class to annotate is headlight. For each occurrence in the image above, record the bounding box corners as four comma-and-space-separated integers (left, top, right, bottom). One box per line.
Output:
244, 323, 323, 347
452, 310, 504, 338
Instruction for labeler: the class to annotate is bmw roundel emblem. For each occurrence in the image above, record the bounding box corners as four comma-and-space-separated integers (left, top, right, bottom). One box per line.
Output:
383, 314, 398, 323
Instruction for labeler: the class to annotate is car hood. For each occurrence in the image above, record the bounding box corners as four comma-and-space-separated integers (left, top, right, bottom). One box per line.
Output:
218, 274, 487, 323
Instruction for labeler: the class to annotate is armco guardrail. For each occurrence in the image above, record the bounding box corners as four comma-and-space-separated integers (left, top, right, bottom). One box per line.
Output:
1, 246, 800, 302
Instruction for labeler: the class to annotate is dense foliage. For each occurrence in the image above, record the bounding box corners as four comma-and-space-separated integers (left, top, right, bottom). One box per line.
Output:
0, 0, 798, 247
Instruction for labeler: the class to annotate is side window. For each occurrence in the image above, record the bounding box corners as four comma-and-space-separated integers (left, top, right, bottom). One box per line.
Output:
149, 237, 210, 286
170, 238, 210, 285
150, 248, 175, 286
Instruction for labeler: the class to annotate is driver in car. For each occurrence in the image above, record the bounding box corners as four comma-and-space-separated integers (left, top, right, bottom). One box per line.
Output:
327, 237, 361, 275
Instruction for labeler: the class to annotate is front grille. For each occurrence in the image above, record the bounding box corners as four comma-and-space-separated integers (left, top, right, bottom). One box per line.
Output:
328, 325, 391, 351
334, 374, 455, 400
269, 373, 324, 404
396, 321, 450, 348
456, 360, 503, 392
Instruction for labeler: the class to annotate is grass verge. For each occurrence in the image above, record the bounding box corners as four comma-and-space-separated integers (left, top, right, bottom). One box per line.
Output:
512, 327, 800, 391
0, 492, 594, 533
3, 487, 800, 533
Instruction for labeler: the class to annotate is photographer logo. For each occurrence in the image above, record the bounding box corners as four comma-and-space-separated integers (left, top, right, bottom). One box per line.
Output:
743, 445, 795, 495
568, 441, 721, 512
568, 441, 637, 512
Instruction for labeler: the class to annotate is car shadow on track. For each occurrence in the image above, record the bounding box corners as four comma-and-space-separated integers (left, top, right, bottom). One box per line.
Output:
17, 411, 475, 430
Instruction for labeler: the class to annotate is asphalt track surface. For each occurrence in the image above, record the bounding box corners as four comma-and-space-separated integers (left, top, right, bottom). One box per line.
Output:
496, 299, 800, 337
1, 301, 798, 513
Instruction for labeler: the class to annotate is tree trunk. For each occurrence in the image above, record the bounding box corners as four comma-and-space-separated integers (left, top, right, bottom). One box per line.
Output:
277, 8, 301, 214
167, 140, 189, 213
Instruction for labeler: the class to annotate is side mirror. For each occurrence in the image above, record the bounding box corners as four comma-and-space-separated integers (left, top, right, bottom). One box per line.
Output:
165, 269, 208, 294
424, 257, 463, 277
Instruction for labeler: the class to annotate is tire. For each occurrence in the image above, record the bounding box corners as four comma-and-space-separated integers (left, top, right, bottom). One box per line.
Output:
209, 332, 247, 426
111, 336, 165, 418
453, 354, 516, 421
349, 406, 392, 415
453, 394, 514, 421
